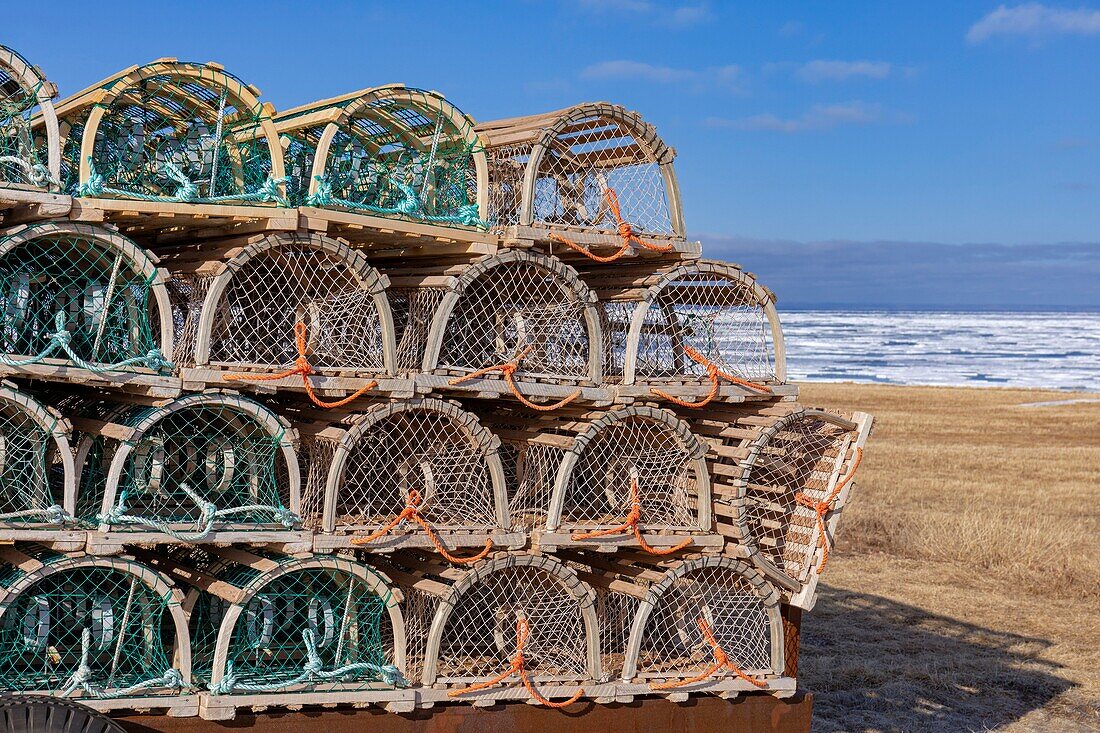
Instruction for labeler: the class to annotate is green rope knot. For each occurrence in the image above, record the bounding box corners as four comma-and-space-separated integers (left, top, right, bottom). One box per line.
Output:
77, 157, 105, 197
162, 162, 199, 202
61, 628, 185, 699
306, 175, 334, 207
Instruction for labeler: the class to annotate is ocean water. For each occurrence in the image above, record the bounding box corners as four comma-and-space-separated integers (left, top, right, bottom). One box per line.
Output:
778, 310, 1100, 392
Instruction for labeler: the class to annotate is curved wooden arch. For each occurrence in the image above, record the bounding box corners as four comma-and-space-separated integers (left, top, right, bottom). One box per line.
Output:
0, 45, 60, 188
193, 231, 396, 374
547, 405, 711, 532
0, 221, 175, 363
422, 552, 601, 685
201, 554, 406, 692
0, 385, 76, 518
621, 555, 782, 682
0, 552, 193, 688
421, 249, 603, 383
519, 102, 683, 236
95, 391, 300, 529
73, 59, 285, 202
623, 259, 786, 385
321, 397, 510, 532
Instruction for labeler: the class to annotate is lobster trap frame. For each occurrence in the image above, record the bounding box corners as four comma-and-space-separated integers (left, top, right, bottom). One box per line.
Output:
398, 249, 607, 406
0, 546, 196, 715
542, 406, 718, 554
72, 391, 304, 553
478, 102, 685, 254
0, 45, 60, 192
48, 58, 285, 206
310, 398, 522, 554
0, 221, 175, 391
0, 384, 81, 548
178, 231, 400, 399
276, 85, 489, 228
141, 548, 410, 719
591, 259, 788, 403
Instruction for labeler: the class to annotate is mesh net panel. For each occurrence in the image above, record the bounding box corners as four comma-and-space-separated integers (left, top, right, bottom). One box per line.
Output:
505, 441, 564, 531
399, 586, 440, 683
167, 273, 211, 369
0, 55, 49, 187
205, 241, 385, 372
300, 437, 337, 531
485, 144, 531, 228
562, 415, 698, 528
0, 561, 177, 696
600, 300, 635, 381
635, 565, 772, 678
741, 413, 852, 581
635, 271, 775, 383
0, 396, 65, 523
389, 287, 446, 371
435, 565, 589, 682
0, 228, 161, 370
438, 261, 590, 378
595, 589, 639, 679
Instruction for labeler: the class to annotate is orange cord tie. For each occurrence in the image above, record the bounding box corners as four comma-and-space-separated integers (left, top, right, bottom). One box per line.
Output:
650, 618, 768, 691
649, 345, 772, 408
225, 322, 376, 409
571, 477, 693, 556
794, 446, 863, 574
449, 617, 585, 708
448, 345, 581, 412
547, 188, 673, 263
349, 489, 493, 565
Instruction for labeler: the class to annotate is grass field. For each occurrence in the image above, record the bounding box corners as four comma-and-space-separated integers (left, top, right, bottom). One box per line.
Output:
795, 383, 1100, 732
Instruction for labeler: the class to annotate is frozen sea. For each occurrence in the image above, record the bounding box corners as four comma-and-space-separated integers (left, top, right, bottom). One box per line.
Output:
778, 310, 1100, 392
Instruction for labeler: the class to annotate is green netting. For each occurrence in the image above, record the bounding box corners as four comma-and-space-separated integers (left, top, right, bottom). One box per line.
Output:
0, 48, 55, 188
287, 88, 486, 228
187, 555, 403, 694
0, 225, 169, 372
77, 395, 298, 538
70, 62, 285, 205
0, 390, 70, 525
0, 555, 183, 698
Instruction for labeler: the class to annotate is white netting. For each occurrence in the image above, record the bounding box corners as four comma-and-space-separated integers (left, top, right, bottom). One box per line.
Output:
389, 287, 447, 371
167, 273, 211, 369
505, 441, 566, 531
400, 586, 441, 683
595, 589, 639, 679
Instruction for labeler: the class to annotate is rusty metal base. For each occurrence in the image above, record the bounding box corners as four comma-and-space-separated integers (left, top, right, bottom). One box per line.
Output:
114, 693, 812, 733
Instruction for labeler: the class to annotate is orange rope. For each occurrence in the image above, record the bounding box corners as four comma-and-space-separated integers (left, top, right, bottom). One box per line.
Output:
571, 477, 693, 556
225, 322, 376, 409
547, 188, 673, 262
794, 446, 863, 573
650, 618, 767, 690
649, 345, 772, 408
449, 617, 585, 708
349, 489, 492, 565
448, 345, 581, 412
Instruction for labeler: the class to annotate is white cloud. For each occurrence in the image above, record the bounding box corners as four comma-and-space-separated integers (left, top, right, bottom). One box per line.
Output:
797, 59, 892, 82
580, 60, 743, 90
574, 0, 711, 26
707, 101, 910, 133
967, 3, 1100, 42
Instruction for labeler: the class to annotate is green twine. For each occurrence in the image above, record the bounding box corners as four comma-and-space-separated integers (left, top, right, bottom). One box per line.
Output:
79, 158, 289, 207
0, 312, 172, 373
306, 175, 489, 229
61, 628, 184, 699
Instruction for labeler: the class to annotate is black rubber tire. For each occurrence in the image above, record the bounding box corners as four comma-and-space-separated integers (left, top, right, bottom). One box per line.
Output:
0, 695, 125, 733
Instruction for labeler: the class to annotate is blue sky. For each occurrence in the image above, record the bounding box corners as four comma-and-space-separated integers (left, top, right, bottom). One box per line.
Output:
6, 1, 1100, 246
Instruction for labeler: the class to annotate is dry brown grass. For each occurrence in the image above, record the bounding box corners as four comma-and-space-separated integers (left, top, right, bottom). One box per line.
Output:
794, 383, 1100, 732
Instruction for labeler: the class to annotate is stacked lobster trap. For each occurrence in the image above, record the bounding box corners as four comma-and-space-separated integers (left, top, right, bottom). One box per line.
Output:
0, 41, 873, 722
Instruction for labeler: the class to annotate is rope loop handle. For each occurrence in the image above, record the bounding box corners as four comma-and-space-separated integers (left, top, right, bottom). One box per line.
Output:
448, 344, 581, 412
350, 488, 493, 565
449, 617, 585, 708
650, 617, 767, 691
650, 345, 772, 408
571, 477, 693, 556
794, 446, 863, 573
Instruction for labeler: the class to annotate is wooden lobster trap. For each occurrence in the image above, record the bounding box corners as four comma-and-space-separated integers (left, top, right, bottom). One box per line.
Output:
0, 222, 176, 393
276, 85, 489, 231
137, 548, 411, 719
478, 102, 693, 260
298, 397, 523, 556
589, 259, 792, 405
0, 384, 81, 549
162, 231, 405, 402
0, 545, 195, 715
373, 551, 602, 708
385, 249, 608, 407
68, 390, 306, 553
44, 58, 285, 209
0, 44, 60, 194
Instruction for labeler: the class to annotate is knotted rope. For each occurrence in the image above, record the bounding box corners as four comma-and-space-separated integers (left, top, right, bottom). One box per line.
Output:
79, 158, 289, 206
0, 312, 172, 373
307, 175, 489, 229
649, 345, 771, 408
794, 446, 863, 573
225, 321, 376, 409
209, 628, 405, 694
0, 155, 58, 188
548, 188, 673, 262
0, 504, 73, 524
60, 628, 185, 699
448, 345, 581, 412
571, 477, 693, 556
350, 488, 492, 565
448, 616, 585, 708
650, 617, 767, 690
